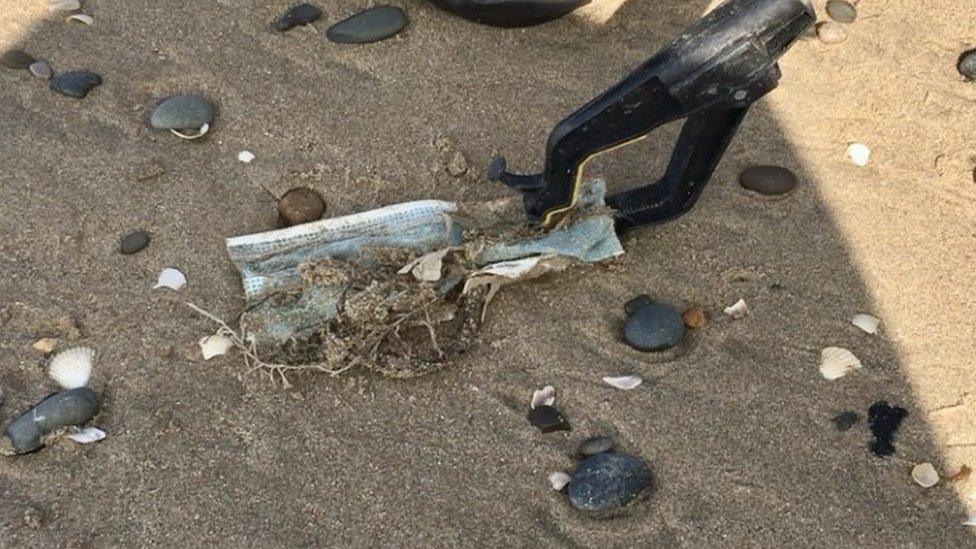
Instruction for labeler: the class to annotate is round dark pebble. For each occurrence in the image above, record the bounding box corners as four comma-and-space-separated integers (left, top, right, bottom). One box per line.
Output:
277, 187, 326, 227
326, 5, 408, 44
623, 302, 685, 352
527, 405, 570, 433
833, 411, 860, 432
738, 165, 797, 196
568, 452, 652, 513
825, 0, 857, 23
623, 294, 652, 316
50, 70, 102, 98
957, 49, 976, 81
579, 436, 614, 457
1, 49, 35, 69
151, 94, 214, 130
275, 3, 323, 31
120, 230, 150, 255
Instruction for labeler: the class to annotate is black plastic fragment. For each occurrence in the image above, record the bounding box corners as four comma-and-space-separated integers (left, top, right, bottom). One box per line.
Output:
527, 405, 570, 433
867, 401, 907, 457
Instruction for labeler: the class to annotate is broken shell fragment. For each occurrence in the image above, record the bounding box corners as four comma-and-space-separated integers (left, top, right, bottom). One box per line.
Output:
723, 298, 749, 319
602, 375, 642, 390
847, 143, 871, 166
170, 123, 209, 140
911, 462, 940, 488
65, 426, 105, 444
819, 346, 862, 380
531, 385, 555, 409
199, 334, 234, 360
66, 13, 93, 24
49, 0, 81, 13
48, 346, 94, 389
32, 338, 58, 354
2, 388, 100, 455
238, 150, 255, 163
548, 471, 571, 491
851, 313, 879, 334
154, 267, 186, 291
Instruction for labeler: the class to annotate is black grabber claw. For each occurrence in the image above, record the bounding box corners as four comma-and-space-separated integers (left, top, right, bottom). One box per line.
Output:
488, 0, 815, 231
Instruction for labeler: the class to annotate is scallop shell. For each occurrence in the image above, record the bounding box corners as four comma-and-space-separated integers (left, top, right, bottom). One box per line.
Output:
602, 375, 642, 390
911, 462, 939, 488
66, 13, 94, 24
154, 267, 186, 291
851, 313, 880, 334
847, 143, 871, 166
531, 385, 556, 409
48, 346, 94, 389
170, 123, 209, 140
819, 347, 862, 380
548, 471, 571, 491
199, 334, 234, 360
723, 298, 749, 319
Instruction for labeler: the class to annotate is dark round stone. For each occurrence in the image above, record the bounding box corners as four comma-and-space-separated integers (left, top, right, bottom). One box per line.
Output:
151, 94, 214, 130
825, 0, 857, 23
623, 294, 652, 316
579, 436, 614, 457
1, 49, 35, 69
568, 452, 652, 513
527, 405, 570, 433
958, 49, 976, 81
50, 70, 102, 98
120, 230, 150, 255
326, 5, 408, 44
738, 165, 798, 196
277, 187, 326, 227
832, 411, 860, 432
275, 3, 323, 31
623, 302, 684, 352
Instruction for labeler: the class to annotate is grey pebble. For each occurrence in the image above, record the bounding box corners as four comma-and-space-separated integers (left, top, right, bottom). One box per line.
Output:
150, 94, 214, 130
50, 70, 102, 98
120, 230, 150, 255
623, 302, 685, 352
275, 3, 323, 31
579, 436, 614, 457
738, 165, 797, 196
2, 388, 100, 455
28, 60, 53, 79
825, 0, 857, 24
958, 49, 976, 81
833, 411, 860, 432
1, 49, 35, 69
326, 5, 408, 44
568, 452, 652, 514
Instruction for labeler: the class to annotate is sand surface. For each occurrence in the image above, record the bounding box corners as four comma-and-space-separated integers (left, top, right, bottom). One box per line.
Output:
1, 0, 975, 545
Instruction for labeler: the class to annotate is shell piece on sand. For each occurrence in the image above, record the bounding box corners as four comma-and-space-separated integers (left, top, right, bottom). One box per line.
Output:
847, 143, 871, 166
238, 150, 255, 163
819, 347, 862, 380
154, 267, 186, 291
548, 471, 571, 491
723, 298, 749, 319
199, 334, 234, 360
32, 337, 58, 353
66, 13, 93, 24
851, 313, 880, 334
398, 248, 449, 282
49, 0, 80, 13
911, 462, 939, 488
48, 346, 94, 389
65, 426, 105, 444
170, 123, 209, 140
602, 375, 642, 390
531, 385, 555, 409
963, 516, 976, 527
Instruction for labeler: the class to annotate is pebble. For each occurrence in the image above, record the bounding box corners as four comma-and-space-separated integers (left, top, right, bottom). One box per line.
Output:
278, 187, 326, 227
151, 94, 214, 130
50, 70, 102, 98
326, 5, 408, 44
2, 388, 100, 455
568, 452, 652, 513
738, 165, 797, 195
579, 436, 614, 457
623, 302, 685, 352
825, 0, 856, 23
1, 50, 35, 69
527, 405, 570, 433
28, 60, 53, 79
275, 3, 323, 31
832, 411, 860, 431
957, 49, 976, 81
120, 230, 150, 255
623, 294, 652, 316
816, 22, 847, 45
681, 306, 707, 328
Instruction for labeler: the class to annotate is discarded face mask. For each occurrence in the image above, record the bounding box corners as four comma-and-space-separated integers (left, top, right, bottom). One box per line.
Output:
223, 181, 623, 378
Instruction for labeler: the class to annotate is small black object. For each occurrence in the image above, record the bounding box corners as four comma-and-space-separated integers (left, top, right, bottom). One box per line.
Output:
426, 0, 590, 28
832, 411, 859, 432
623, 294, 652, 316
527, 405, 570, 433
957, 49, 976, 81
568, 452, 652, 513
579, 436, 614, 457
623, 302, 685, 352
3, 388, 100, 454
326, 6, 408, 44
120, 230, 150, 255
50, 70, 103, 98
275, 4, 323, 32
489, 0, 814, 230
867, 401, 908, 457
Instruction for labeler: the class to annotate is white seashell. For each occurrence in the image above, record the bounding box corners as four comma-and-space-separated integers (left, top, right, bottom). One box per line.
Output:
963, 516, 976, 527
548, 471, 571, 491
66, 13, 93, 24
199, 334, 234, 360
66, 426, 105, 444
49, 0, 80, 13
170, 123, 209, 140
851, 313, 879, 335
602, 375, 642, 390
48, 346, 94, 389
847, 143, 871, 166
154, 267, 186, 291
32, 337, 58, 353
911, 462, 939, 488
723, 298, 749, 319
819, 347, 862, 380
531, 385, 555, 409
238, 150, 255, 163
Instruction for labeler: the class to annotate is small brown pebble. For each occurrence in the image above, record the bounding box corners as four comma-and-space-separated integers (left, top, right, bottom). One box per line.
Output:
950, 465, 971, 482
158, 344, 174, 360
816, 22, 847, 45
682, 306, 706, 328
277, 187, 326, 227
1, 49, 35, 69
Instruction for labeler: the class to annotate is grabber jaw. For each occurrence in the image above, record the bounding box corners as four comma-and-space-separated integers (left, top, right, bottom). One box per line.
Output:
488, 0, 815, 231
